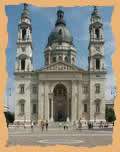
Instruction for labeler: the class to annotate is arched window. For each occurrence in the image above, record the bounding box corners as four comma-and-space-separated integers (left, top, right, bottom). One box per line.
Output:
96, 103, 100, 113
72, 57, 75, 63
95, 28, 99, 39
59, 56, 62, 61
21, 103, 24, 114
52, 57, 56, 63
59, 29, 62, 35
84, 104, 87, 112
33, 104, 37, 114
19, 99, 25, 114
95, 99, 101, 113
96, 59, 100, 70
83, 85, 88, 94
33, 86, 37, 94
65, 56, 68, 63
22, 29, 26, 40
19, 84, 25, 94
21, 85, 24, 94
95, 83, 100, 93
21, 59, 25, 70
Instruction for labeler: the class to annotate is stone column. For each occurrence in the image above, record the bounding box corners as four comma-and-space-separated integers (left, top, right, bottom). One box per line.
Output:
51, 98, 54, 121
48, 93, 54, 122
78, 82, 82, 120
77, 82, 79, 121
43, 82, 45, 120
25, 80, 31, 125
20, 59, 21, 71
48, 52, 50, 65
38, 82, 44, 122
20, 29, 22, 40
44, 82, 49, 121
67, 95, 69, 122
48, 98, 51, 121
71, 80, 76, 122
89, 80, 95, 122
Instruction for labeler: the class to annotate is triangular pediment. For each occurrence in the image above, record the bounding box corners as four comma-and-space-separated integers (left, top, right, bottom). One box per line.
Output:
93, 53, 104, 58
37, 62, 85, 72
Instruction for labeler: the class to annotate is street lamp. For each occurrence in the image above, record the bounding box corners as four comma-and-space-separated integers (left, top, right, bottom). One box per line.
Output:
7, 88, 11, 111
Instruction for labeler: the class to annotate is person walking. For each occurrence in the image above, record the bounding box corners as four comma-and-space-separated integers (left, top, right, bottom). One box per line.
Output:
45, 120, 48, 131
31, 121, 34, 132
63, 122, 66, 130
41, 120, 44, 132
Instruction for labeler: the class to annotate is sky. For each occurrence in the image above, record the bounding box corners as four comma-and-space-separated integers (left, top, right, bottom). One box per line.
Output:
5, 4, 115, 112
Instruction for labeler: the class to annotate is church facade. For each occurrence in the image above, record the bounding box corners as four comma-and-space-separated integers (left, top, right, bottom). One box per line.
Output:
14, 4, 107, 125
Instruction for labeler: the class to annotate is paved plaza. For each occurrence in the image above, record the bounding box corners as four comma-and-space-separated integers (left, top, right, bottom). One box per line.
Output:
7, 127, 113, 147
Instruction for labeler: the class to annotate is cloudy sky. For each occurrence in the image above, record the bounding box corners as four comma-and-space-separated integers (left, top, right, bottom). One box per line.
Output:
5, 4, 115, 112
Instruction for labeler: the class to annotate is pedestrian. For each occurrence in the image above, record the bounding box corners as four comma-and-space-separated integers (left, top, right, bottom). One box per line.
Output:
113, 121, 114, 126
45, 120, 48, 131
64, 122, 66, 130
31, 121, 34, 132
87, 121, 91, 129
41, 120, 44, 132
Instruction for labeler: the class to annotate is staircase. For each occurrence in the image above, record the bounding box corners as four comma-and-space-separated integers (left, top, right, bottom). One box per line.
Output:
48, 121, 73, 129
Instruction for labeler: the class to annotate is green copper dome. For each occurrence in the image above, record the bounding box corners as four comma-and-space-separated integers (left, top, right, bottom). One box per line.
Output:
47, 8, 73, 46
48, 25, 73, 45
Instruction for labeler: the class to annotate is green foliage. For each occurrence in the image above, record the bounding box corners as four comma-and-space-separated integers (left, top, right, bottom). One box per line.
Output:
4, 112, 14, 124
105, 106, 116, 122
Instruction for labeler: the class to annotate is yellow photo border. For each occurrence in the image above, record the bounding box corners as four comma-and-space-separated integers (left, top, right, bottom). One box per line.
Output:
0, 0, 119, 152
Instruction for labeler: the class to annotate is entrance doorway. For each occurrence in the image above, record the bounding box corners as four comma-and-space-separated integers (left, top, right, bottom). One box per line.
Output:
53, 84, 67, 121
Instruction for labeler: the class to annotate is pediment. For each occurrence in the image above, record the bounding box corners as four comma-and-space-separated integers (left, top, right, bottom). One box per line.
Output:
93, 53, 104, 58
37, 62, 85, 72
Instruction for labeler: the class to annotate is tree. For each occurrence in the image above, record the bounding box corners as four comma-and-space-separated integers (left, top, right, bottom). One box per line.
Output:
105, 106, 116, 122
4, 112, 15, 127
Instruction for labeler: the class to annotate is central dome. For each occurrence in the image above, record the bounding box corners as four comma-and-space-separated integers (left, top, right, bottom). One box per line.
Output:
48, 25, 73, 45
47, 8, 73, 46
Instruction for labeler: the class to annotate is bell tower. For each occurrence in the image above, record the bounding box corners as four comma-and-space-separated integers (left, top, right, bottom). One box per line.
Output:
88, 6, 105, 72
88, 6, 107, 122
16, 3, 33, 72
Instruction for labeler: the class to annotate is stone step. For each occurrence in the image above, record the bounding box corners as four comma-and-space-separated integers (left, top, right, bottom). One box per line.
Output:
48, 122, 73, 128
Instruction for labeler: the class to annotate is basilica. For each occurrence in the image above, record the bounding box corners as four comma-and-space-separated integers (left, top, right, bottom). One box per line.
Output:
14, 4, 107, 125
